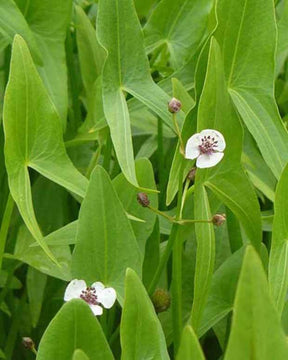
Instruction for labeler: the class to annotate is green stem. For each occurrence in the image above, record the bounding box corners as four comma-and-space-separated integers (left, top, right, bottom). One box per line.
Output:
103, 131, 112, 173
157, 117, 165, 208
171, 161, 185, 354
148, 205, 176, 223
85, 146, 101, 178
173, 113, 185, 155
65, 28, 81, 133
0, 194, 14, 271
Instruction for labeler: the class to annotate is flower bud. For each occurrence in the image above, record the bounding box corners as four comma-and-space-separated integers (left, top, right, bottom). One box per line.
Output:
212, 213, 226, 226
187, 167, 197, 181
151, 289, 171, 313
22, 337, 35, 351
137, 192, 150, 207
168, 97, 182, 113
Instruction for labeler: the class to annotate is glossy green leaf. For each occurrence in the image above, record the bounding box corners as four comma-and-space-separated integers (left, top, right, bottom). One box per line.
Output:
36, 299, 114, 360
72, 166, 142, 302
3, 36, 88, 260
269, 163, 288, 314
224, 246, 288, 360
0, 0, 41, 60
22, 0, 73, 122
72, 349, 90, 360
214, 0, 288, 179
276, 0, 288, 76
96, 0, 184, 186
144, 0, 213, 69
113, 158, 158, 253
120, 269, 170, 360
176, 325, 205, 360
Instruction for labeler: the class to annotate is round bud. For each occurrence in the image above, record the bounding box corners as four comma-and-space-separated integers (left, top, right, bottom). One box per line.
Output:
137, 192, 150, 207
212, 213, 226, 226
22, 337, 35, 351
187, 167, 197, 181
151, 289, 171, 313
168, 97, 182, 113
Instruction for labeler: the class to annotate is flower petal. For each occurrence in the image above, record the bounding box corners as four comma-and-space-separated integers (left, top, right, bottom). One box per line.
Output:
196, 152, 224, 168
185, 134, 201, 160
91, 281, 105, 295
64, 279, 86, 301
89, 304, 103, 316
97, 287, 117, 309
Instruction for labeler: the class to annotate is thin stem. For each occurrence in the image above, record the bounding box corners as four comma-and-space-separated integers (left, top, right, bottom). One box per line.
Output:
157, 117, 165, 208
0, 194, 14, 271
171, 161, 185, 353
173, 113, 185, 155
103, 131, 112, 173
65, 28, 81, 133
85, 146, 101, 178
180, 177, 190, 218
148, 205, 176, 223
148, 205, 212, 225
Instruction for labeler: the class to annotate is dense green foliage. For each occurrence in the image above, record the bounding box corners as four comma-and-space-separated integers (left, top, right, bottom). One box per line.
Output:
1, 0, 288, 359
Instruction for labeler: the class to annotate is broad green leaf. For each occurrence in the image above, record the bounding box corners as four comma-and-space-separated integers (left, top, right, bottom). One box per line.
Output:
72, 349, 90, 360
269, 163, 288, 314
3, 36, 88, 259
197, 38, 261, 249
144, 0, 213, 69
176, 325, 205, 360
242, 130, 276, 202
20, 0, 73, 122
190, 183, 215, 331
27, 267, 47, 327
41, 221, 78, 246
72, 166, 142, 302
11, 225, 71, 281
120, 269, 170, 360
37, 299, 114, 360
113, 158, 158, 253
214, 0, 288, 179
199, 247, 244, 337
0, 0, 41, 60
224, 246, 288, 360
97, 0, 184, 186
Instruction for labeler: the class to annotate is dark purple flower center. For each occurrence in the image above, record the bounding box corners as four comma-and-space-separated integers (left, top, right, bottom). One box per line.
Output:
199, 135, 218, 155
80, 287, 99, 305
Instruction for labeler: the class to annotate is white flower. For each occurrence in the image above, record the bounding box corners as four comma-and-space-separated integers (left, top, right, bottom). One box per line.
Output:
185, 129, 226, 168
64, 279, 117, 316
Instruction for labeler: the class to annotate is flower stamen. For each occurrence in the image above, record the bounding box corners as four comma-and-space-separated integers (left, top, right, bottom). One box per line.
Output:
80, 287, 99, 305
199, 135, 219, 155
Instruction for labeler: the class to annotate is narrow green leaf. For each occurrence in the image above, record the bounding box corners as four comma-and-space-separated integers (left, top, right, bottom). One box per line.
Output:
176, 325, 205, 360
275, 0, 288, 76
224, 246, 288, 360
269, 163, 288, 314
120, 269, 170, 360
97, 0, 183, 186
3, 36, 88, 260
215, 0, 288, 179
36, 299, 114, 360
72, 166, 142, 302
144, 0, 213, 69
190, 183, 215, 332
27, 267, 47, 328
